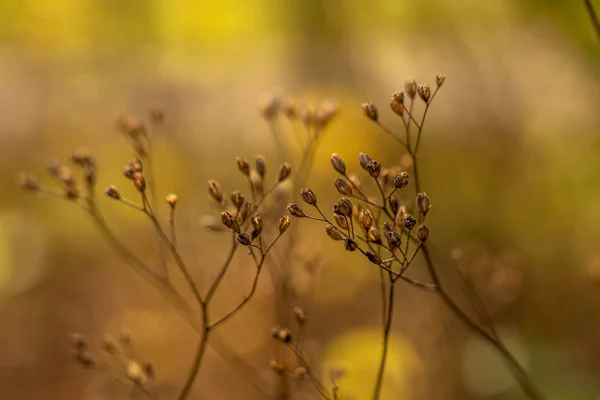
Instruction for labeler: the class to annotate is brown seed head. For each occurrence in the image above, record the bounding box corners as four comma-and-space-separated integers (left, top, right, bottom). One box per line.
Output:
416, 223, 430, 242
293, 307, 307, 324
251, 213, 263, 233
240, 202, 253, 223
337, 197, 353, 217
389, 194, 399, 215
237, 233, 252, 246
403, 215, 417, 230
416, 192, 431, 215
278, 216, 291, 234
314, 100, 339, 128
326, 225, 345, 241
133, 172, 146, 193
418, 83, 431, 103
270, 358, 285, 374
130, 158, 143, 173
254, 155, 266, 178
405, 77, 417, 99
330, 153, 346, 175
300, 188, 317, 206
126, 360, 147, 385
393, 172, 409, 189
344, 238, 359, 251
334, 178, 353, 196
116, 114, 146, 138
366, 252, 382, 264
123, 164, 136, 179
166, 193, 178, 208
358, 153, 373, 171
334, 213, 348, 230
287, 203, 306, 218
221, 210, 235, 229
386, 230, 401, 248
367, 226, 382, 243
294, 367, 308, 378
298, 106, 314, 128
71, 149, 95, 168
207, 180, 223, 203
436, 74, 446, 88
259, 94, 280, 120
236, 157, 250, 176
230, 191, 245, 209
16, 173, 40, 192
390, 92, 404, 116
277, 162, 292, 182
358, 208, 374, 229
281, 98, 297, 118
366, 160, 381, 178
105, 185, 121, 200
277, 328, 293, 343
362, 102, 378, 122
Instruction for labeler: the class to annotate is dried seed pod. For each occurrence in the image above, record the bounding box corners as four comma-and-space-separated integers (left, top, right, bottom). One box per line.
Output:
358, 208, 374, 229
326, 225, 345, 241
389, 194, 399, 215
366, 252, 382, 264
270, 358, 285, 374
366, 160, 381, 178
293, 307, 307, 324
337, 198, 353, 217
166, 194, 178, 208
390, 92, 404, 116
362, 102, 378, 122
16, 173, 40, 192
314, 100, 339, 128
236, 157, 250, 176
405, 77, 417, 99
277, 328, 293, 343
123, 164, 136, 179
259, 94, 280, 120
367, 226, 382, 243
330, 153, 346, 175
418, 83, 431, 103
230, 191, 245, 209
221, 210, 235, 229
237, 233, 252, 246
271, 325, 282, 338
130, 158, 143, 173
208, 180, 223, 203
105, 185, 121, 200
416, 192, 431, 215
240, 202, 253, 224
403, 215, 417, 230
416, 223, 430, 242
251, 213, 263, 233
126, 360, 147, 385
277, 162, 292, 182
358, 153, 373, 171
436, 74, 446, 88
300, 188, 317, 206
386, 230, 401, 248
76, 351, 95, 368
71, 149, 95, 167
393, 172, 409, 189
383, 222, 394, 236
294, 367, 308, 378
334, 213, 348, 230
133, 173, 146, 193
344, 238, 358, 251
254, 155, 266, 178
278, 216, 291, 234
334, 178, 353, 196
281, 98, 297, 118
287, 203, 306, 218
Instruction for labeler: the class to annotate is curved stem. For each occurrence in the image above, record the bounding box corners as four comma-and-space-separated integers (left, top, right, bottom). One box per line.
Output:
372, 276, 395, 400
177, 304, 210, 400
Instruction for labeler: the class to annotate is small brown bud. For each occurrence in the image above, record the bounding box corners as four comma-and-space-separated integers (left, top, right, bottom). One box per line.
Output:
166, 194, 178, 208
344, 238, 358, 252
334, 178, 353, 196
254, 155, 266, 178
287, 203, 306, 218
259, 94, 280, 120
366, 160, 381, 178
416, 192, 431, 215
105, 185, 121, 200
390, 92, 404, 116
416, 223, 430, 242
277, 162, 292, 182
71, 149, 95, 168
436, 74, 446, 88
123, 165, 136, 179
230, 191, 245, 209
270, 358, 285, 374
251, 213, 263, 233
393, 172, 409, 189
418, 83, 431, 103
126, 360, 147, 385
240, 202, 253, 224
281, 98, 297, 118
236, 157, 250, 176
16, 173, 40, 192
76, 351, 95, 368
337, 198, 353, 217
386, 230, 401, 248
330, 153, 346, 175
403, 215, 417, 230
208, 180, 224, 203
221, 210, 235, 229
358, 208, 373, 229
405, 77, 417, 99
366, 252, 382, 264
278, 216, 291, 234
367, 226, 382, 243
237, 233, 252, 246
383, 222, 394, 236
130, 158, 143, 173
277, 328, 293, 343
358, 153, 373, 171
133, 173, 146, 192
389, 194, 399, 215
314, 100, 339, 128
334, 213, 348, 230
326, 225, 345, 241
362, 102, 378, 122
300, 188, 317, 206
294, 367, 308, 378
293, 307, 307, 324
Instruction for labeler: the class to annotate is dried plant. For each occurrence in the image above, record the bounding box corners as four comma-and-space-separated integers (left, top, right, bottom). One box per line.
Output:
287, 75, 546, 400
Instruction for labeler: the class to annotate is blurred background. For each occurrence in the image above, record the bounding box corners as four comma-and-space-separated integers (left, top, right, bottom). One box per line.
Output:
1, 0, 600, 399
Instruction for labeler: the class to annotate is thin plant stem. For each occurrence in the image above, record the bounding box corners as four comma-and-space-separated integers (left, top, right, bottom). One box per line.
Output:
372, 274, 394, 400
585, 0, 600, 42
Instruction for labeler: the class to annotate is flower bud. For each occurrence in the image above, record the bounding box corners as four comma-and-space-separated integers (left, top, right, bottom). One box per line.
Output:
367, 226, 382, 243
208, 180, 223, 203
436, 74, 446, 88
390, 92, 404, 116
358, 208, 373, 229
287, 203, 306, 218
386, 230, 401, 249
334, 178, 353, 196
221, 210, 235, 229
276, 327, 292, 343
416, 223, 430, 242
236, 157, 250, 176
405, 77, 417, 99
259, 94, 280, 120
277, 162, 292, 182
238, 233, 252, 246
366, 160, 381, 178
230, 191, 245, 209
300, 188, 317, 206
326, 225, 345, 241
166, 194, 178, 208
416, 192, 431, 215
389, 194, 399, 215
251, 213, 263, 233
330, 153, 346, 175
130, 158, 143, 173
403, 215, 417, 230
133, 173, 146, 193
269, 358, 285, 374
254, 155, 266, 178
362, 102, 378, 122
344, 238, 358, 252
358, 153, 373, 171
278, 216, 291, 234
337, 198, 353, 217
418, 83, 431, 103
334, 213, 348, 230
293, 307, 306, 324
393, 172, 409, 189
366, 252, 382, 264
240, 202, 253, 223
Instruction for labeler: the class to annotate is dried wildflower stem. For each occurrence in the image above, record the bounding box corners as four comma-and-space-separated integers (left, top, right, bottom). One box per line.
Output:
372, 273, 394, 400
169, 206, 177, 250
284, 343, 332, 400
205, 234, 239, 304
585, 0, 600, 42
